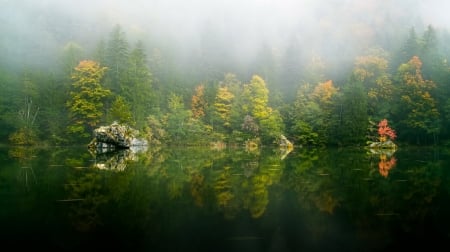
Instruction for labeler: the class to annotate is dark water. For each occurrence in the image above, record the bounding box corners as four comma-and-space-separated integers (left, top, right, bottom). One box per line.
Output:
1, 145, 450, 251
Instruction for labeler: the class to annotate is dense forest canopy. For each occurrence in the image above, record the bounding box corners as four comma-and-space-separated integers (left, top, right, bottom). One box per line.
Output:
2, 0, 450, 146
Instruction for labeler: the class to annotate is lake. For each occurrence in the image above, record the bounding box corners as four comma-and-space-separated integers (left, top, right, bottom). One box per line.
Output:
1, 144, 450, 251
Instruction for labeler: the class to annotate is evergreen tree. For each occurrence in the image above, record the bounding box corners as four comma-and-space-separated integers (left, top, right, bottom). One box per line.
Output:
8, 71, 41, 145
59, 42, 84, 78
105, 24, 129, 93
279, 37, 304, 101
93, 39, 107, 66
289, 83, 319, 146
38, 72, 69, 145
125, 41, 154, 129
331, 77, 368, 146
109, 95, 133, 125
290, 80, 338, 146
400, 27, 421, 65
166, 92, 190, 143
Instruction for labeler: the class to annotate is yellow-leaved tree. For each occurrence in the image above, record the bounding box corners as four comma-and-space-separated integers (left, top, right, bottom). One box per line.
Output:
67, 60, 111, 140
191, 84, 207, 119
214, 86, 234, 128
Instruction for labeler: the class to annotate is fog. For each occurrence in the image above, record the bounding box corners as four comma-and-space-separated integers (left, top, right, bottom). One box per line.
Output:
1, 0, 449, 79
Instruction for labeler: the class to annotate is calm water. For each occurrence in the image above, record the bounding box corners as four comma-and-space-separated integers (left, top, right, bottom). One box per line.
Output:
1, 145, 450, 251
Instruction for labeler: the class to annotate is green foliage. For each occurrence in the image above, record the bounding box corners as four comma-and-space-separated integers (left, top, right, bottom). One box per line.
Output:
3, 24, 450, 147
289, 81, 337, 146
331, 78, 368, 146
124, 41, 155, 128
9, 127, 38, 145
292, 121, 319, 146
109, 95, 133, 125
259, 109, 284, 144
66, 60, 111, 140
214, 86, 234, 129
60, 42, 84, 77
394, 56, 440, 144
9, 95, 40, 145
353, 48, 394, 119
165, 93, 191, 143
247, 75, 270, 120
105, 24, 129, 93
37, 72, 70, 145
144, 114, 167, 145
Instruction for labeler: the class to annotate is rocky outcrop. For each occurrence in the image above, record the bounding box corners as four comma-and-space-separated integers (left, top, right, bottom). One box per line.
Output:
367, 139, 397, 150
88, 122, 148, 154
279, 135, 293, 148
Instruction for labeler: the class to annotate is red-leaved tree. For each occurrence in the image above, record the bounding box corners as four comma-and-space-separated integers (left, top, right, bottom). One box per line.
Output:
378, 119, 396, 142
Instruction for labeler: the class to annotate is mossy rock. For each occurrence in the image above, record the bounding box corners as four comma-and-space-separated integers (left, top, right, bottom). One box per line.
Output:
367, 139, 397, 149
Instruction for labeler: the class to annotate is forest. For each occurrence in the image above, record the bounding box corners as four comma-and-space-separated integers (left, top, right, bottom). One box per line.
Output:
1, 1, 450, 147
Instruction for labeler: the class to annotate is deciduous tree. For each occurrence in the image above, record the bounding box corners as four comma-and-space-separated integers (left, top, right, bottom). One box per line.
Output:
66, 60, 111, 139
214, 86, 234, 128
191, 84, 207, 119
395, 56, 440, 144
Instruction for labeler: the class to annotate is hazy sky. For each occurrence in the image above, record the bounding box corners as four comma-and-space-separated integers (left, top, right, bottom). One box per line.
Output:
2, 0, 449, 70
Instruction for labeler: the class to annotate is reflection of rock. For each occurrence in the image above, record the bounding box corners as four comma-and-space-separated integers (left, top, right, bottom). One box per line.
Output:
366, 143, 397, 178
279, 135, 293, 160
93, 147, 145, 171
129, 144, 148, 153
279, 147, 293, 160
279, 135, 293, 148
88, 122, 148, 154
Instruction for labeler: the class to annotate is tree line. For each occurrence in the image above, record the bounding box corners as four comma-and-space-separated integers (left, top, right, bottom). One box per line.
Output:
1, 24, 449, 147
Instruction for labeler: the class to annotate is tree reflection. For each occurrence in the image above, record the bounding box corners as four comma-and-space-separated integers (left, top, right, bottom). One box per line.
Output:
378, 154, 397, 177
8, 146, 38, 190
63, 171, 108, 232
59, 144, 330, 232
368, 148, 397, 177
4, 145, 447, 250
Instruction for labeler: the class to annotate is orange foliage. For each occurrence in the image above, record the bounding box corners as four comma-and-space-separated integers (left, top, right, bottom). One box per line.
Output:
311, 80, 337, 105
378, 119, 396, 142
378, 155, 397, 177
191, 84, 206, 119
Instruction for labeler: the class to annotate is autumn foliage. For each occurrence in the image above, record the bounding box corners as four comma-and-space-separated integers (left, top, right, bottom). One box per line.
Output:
378, 119, 396, 142
191, 84, 207, 119
378, 154, 397, 177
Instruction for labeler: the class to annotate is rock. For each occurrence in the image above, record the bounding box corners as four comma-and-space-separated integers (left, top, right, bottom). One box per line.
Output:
88, 122, 148, 154
367, 139, 397, 150
279, 135, 293, 148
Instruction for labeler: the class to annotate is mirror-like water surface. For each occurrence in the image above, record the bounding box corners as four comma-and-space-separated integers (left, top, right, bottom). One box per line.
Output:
1, 145, 450, 251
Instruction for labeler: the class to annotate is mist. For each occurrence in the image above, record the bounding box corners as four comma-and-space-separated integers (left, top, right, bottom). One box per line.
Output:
1, 0, 449, 81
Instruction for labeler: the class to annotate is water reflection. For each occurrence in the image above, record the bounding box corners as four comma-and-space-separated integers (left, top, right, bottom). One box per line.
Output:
8, 146, 38, 190
93, 149, 138, 171
368, 148, 397, 177
2, 145, 450, 251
